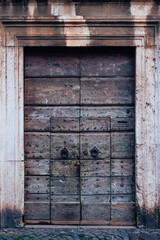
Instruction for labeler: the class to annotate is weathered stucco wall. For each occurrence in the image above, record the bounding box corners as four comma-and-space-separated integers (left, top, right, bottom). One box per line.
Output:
0, 0, 160, 228
0, 0, 159, 19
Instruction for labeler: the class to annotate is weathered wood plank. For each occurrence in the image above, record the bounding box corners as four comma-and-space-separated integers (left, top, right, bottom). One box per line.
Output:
82, 204, 110, 221
81, 195, 110, 203
25, 159, 50, 176
24, 202, 50, 220
25, 48, 80, 77
81, 107, 135, 118
81, 48, 135, 77
25, 106, 79, 118
80, 133, 110, 160
24, 106, 79, 132
25, 176, 50, 194
111, 132, 135, 158
51, 117, 79, 132
111, 159, 135, 176
25, 78, 80, 105
111, 204, 136, 222
111, 176, 135, 194
25, 114, 50, 132
25, 194, 50, 202
81, 78, 135, 105
24, 133, 50, 159
51, 134, 79, 160
51, 177, 80, 195
112, 194, 135, 203
25, 48, 135, 77
81, 160, 110, 177
51, 195, 80, 203
111, 117, 135, 131
25, 220, 51, 224
80, 117, 110, 132
51, 203, 80, 221
51, 160, 79, 177
24, 106, 135, 132
81, 177, 110, 195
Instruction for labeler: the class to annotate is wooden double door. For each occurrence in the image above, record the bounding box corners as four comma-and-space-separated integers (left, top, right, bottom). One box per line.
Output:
24, 47, 135, 225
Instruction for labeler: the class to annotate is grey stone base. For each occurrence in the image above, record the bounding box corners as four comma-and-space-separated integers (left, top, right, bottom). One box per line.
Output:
0, 228, 160, 240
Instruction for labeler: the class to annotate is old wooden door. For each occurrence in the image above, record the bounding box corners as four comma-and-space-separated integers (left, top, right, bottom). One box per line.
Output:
24, 47, 135, 225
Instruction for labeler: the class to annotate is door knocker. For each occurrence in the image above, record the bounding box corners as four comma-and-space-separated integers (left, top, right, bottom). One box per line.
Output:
61, 148, 69, 159
90, 146, 99, 158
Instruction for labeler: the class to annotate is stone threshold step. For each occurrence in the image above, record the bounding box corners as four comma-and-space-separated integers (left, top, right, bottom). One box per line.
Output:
25, 225, 137, 229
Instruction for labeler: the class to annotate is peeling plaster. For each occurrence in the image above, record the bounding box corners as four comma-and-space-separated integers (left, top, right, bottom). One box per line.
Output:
50, 1, 90, 46
130, 1, 154, 17
130, 0, 155, 38
28, 0, 37, 16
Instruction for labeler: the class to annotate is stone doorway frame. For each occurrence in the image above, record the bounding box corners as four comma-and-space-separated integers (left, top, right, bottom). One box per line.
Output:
0, 20, 159, 228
